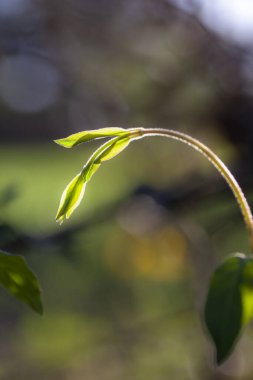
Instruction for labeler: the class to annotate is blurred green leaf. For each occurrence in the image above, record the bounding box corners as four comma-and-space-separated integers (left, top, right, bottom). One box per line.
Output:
54, 127, 127, 148
240, 259, 253, 324
0, 250, 43, 314
205, 253, 253, 364
56, 136, 131, 223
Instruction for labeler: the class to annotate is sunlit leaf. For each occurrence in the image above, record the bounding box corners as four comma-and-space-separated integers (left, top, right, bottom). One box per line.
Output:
241, 259, 253, 325
56, 172, 85, 224
84, 135, 131, 181
56, 136, 131, 223
0, 250, 43, 314
54, 127, 127, 148
97, 135, 131, 162
205, 253, 253, 364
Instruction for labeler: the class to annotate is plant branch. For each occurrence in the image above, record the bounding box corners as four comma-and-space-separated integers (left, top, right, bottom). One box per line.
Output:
137, 127, 253, 252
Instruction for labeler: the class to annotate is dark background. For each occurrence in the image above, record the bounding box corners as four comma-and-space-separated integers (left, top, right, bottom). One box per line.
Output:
1, 1, 253, 379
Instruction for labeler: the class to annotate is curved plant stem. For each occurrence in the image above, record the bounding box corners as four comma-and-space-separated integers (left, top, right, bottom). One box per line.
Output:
137, 127, 253, 252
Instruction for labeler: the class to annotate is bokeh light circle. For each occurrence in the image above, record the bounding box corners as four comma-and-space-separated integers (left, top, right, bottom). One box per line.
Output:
0, 54, 61, 113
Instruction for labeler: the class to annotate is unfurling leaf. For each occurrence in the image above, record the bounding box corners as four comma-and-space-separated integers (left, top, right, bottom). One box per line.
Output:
56, 173, 85, 224
0, 251, 43, 314
83, 135, 131, 183
56, 136, 131, 223
205, 253, 253, 364
54, 127, 127, 148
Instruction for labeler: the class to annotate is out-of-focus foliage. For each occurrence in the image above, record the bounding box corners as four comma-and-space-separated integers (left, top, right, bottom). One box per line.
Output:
205, 254, 253, 364
0, 250, 42, 314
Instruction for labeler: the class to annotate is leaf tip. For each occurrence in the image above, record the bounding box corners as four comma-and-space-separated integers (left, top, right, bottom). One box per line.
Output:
55, 212, 65, 225
54, 138, 71, 148
216, 348, 229, 365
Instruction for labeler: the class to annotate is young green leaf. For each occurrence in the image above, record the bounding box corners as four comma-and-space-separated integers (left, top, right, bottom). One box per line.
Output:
205, 253, 253, 364
54, 127, 127, 148
84, 135, 131, 181
56, 172, 85, 224
0, 250, 43, 314
56, 136, 131, 223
